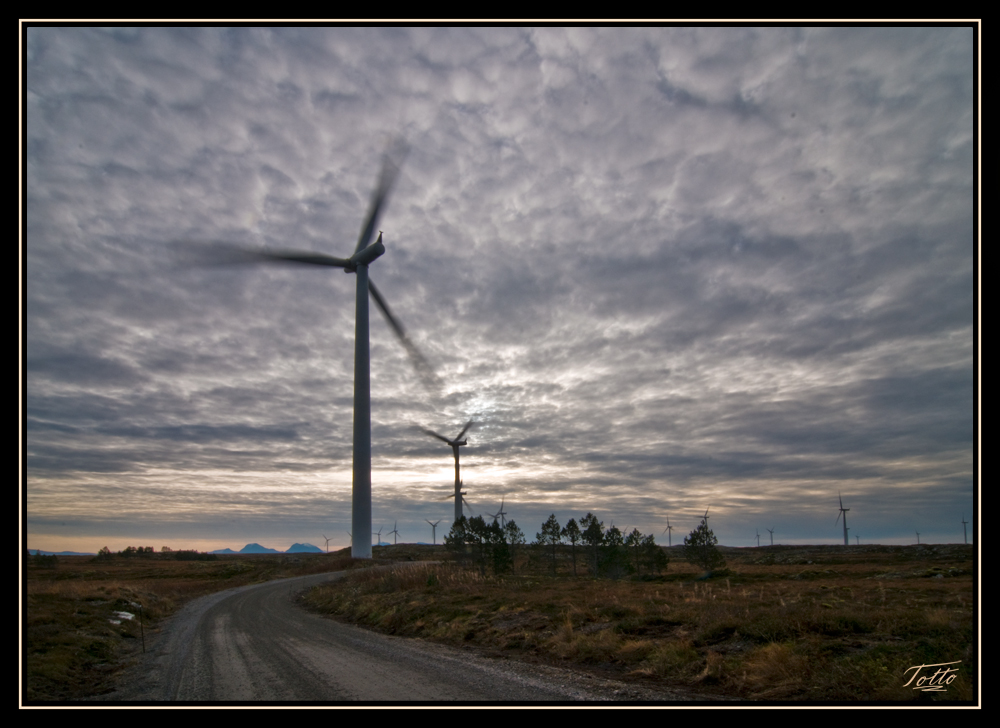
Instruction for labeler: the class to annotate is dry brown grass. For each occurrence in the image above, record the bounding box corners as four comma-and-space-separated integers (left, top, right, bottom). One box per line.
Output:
23, 549, 367, 702
302, 543, 976, 703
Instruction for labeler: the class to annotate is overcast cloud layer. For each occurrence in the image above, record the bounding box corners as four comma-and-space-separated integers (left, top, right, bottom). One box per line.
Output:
25, 26, 976, 552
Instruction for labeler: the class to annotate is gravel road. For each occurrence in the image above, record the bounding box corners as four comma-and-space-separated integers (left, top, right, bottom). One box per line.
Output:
95, 569, 726, 703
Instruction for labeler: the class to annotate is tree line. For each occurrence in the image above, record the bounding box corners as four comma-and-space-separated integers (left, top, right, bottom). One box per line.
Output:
445, 511, 725, 578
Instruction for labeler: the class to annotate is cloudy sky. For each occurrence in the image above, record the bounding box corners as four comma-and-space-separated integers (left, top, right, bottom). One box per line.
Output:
24, 26, 977, 553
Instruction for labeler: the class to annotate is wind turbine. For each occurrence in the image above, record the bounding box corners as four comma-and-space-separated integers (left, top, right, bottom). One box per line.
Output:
766, 527, 774, 546
961, 514, 968, 544
422, 421, 474, 522
835, 493, 850, 546
373, 526, 383, 548
488, 496, 508, 527
322, 534, 332, 553
426, 519, 441, 545
916, 531, 921, 545
754, 529, 760, 547
182, 142, 438, 560
855, 534, 860, 545
662, 518, 673, 547
389, 521, 400, 545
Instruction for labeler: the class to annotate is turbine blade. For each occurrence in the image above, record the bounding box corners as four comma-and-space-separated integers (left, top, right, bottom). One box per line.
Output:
256, 249, 353, 267
421, 427, 453, 444
368, 278, 442, 394
354, 139, 409, 256
172, 240, 352, 269
456, 420, 475, 441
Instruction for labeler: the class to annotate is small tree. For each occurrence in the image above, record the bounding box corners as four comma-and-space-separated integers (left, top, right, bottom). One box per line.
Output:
504, 520, 525, 574
580, 513, 604, 576
642, 533, 669, 574
625, 528, 644, 575
536, 514, 562, 575
561, 518, 581, 576
600, 524, 627, 580
486, 518, 512, 575
683, 516, 726, 573
445, 516, 471, 566
96, 546, 113, 560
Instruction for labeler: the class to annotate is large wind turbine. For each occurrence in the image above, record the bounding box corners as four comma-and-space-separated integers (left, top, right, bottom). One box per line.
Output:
835, 493, 850, 546
184, 143, 437, 559
423, 421, 474, 521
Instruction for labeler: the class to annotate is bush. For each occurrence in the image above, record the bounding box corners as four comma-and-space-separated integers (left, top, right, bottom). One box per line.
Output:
683, 516, 726, 573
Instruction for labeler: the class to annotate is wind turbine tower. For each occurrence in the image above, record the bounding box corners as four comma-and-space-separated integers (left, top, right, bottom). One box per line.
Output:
766, 527, 774, 546
755, 529, 760, 547
835, 493, 850, 546
389, 521, 400, 545
662, 519, 673, 548
322, 534, 332, 553
961, 514, 968, 544
916, 531, 921, 545
423, 421, 475, 522
488, 497, 508, 527
192, 142, 438, 560
426, 519, 441, 545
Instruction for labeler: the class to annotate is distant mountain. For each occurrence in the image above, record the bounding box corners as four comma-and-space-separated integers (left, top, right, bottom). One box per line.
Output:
209, 548, 238, 554
27, 549, 95, 556
286, 543, 323, 553
239, 543, 280, 554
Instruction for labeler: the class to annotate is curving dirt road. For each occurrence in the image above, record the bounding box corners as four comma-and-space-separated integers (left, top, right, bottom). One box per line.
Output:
97, 569, 721, 703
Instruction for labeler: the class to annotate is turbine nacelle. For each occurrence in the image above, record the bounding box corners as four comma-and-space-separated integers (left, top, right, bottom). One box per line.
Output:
348, 233, 386, 269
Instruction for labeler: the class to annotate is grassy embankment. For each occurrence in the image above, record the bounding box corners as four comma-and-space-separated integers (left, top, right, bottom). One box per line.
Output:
23, 551, 368, 702
302, 543, 976, 702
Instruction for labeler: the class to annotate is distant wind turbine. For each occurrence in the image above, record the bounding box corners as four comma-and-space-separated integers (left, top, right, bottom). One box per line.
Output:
766, 527, 774, 546
322, 534, 332, 553
373, 526, 383, 548
961, 514, 968, 544
835, 493, 850, 546
422, 421, 474, 522
439, 479, 475, 518
916, 531, 921, 545
488, 497, 508, 527
662, 519, 674, 548
389, 521, 400, 545
754, 529, 760, 547
426, 519, 441, 545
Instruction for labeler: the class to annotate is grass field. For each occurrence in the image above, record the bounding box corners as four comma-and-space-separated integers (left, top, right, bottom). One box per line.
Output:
301, 543, 976, 702
22, 551, 366, 702
23, 543, 976, 703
